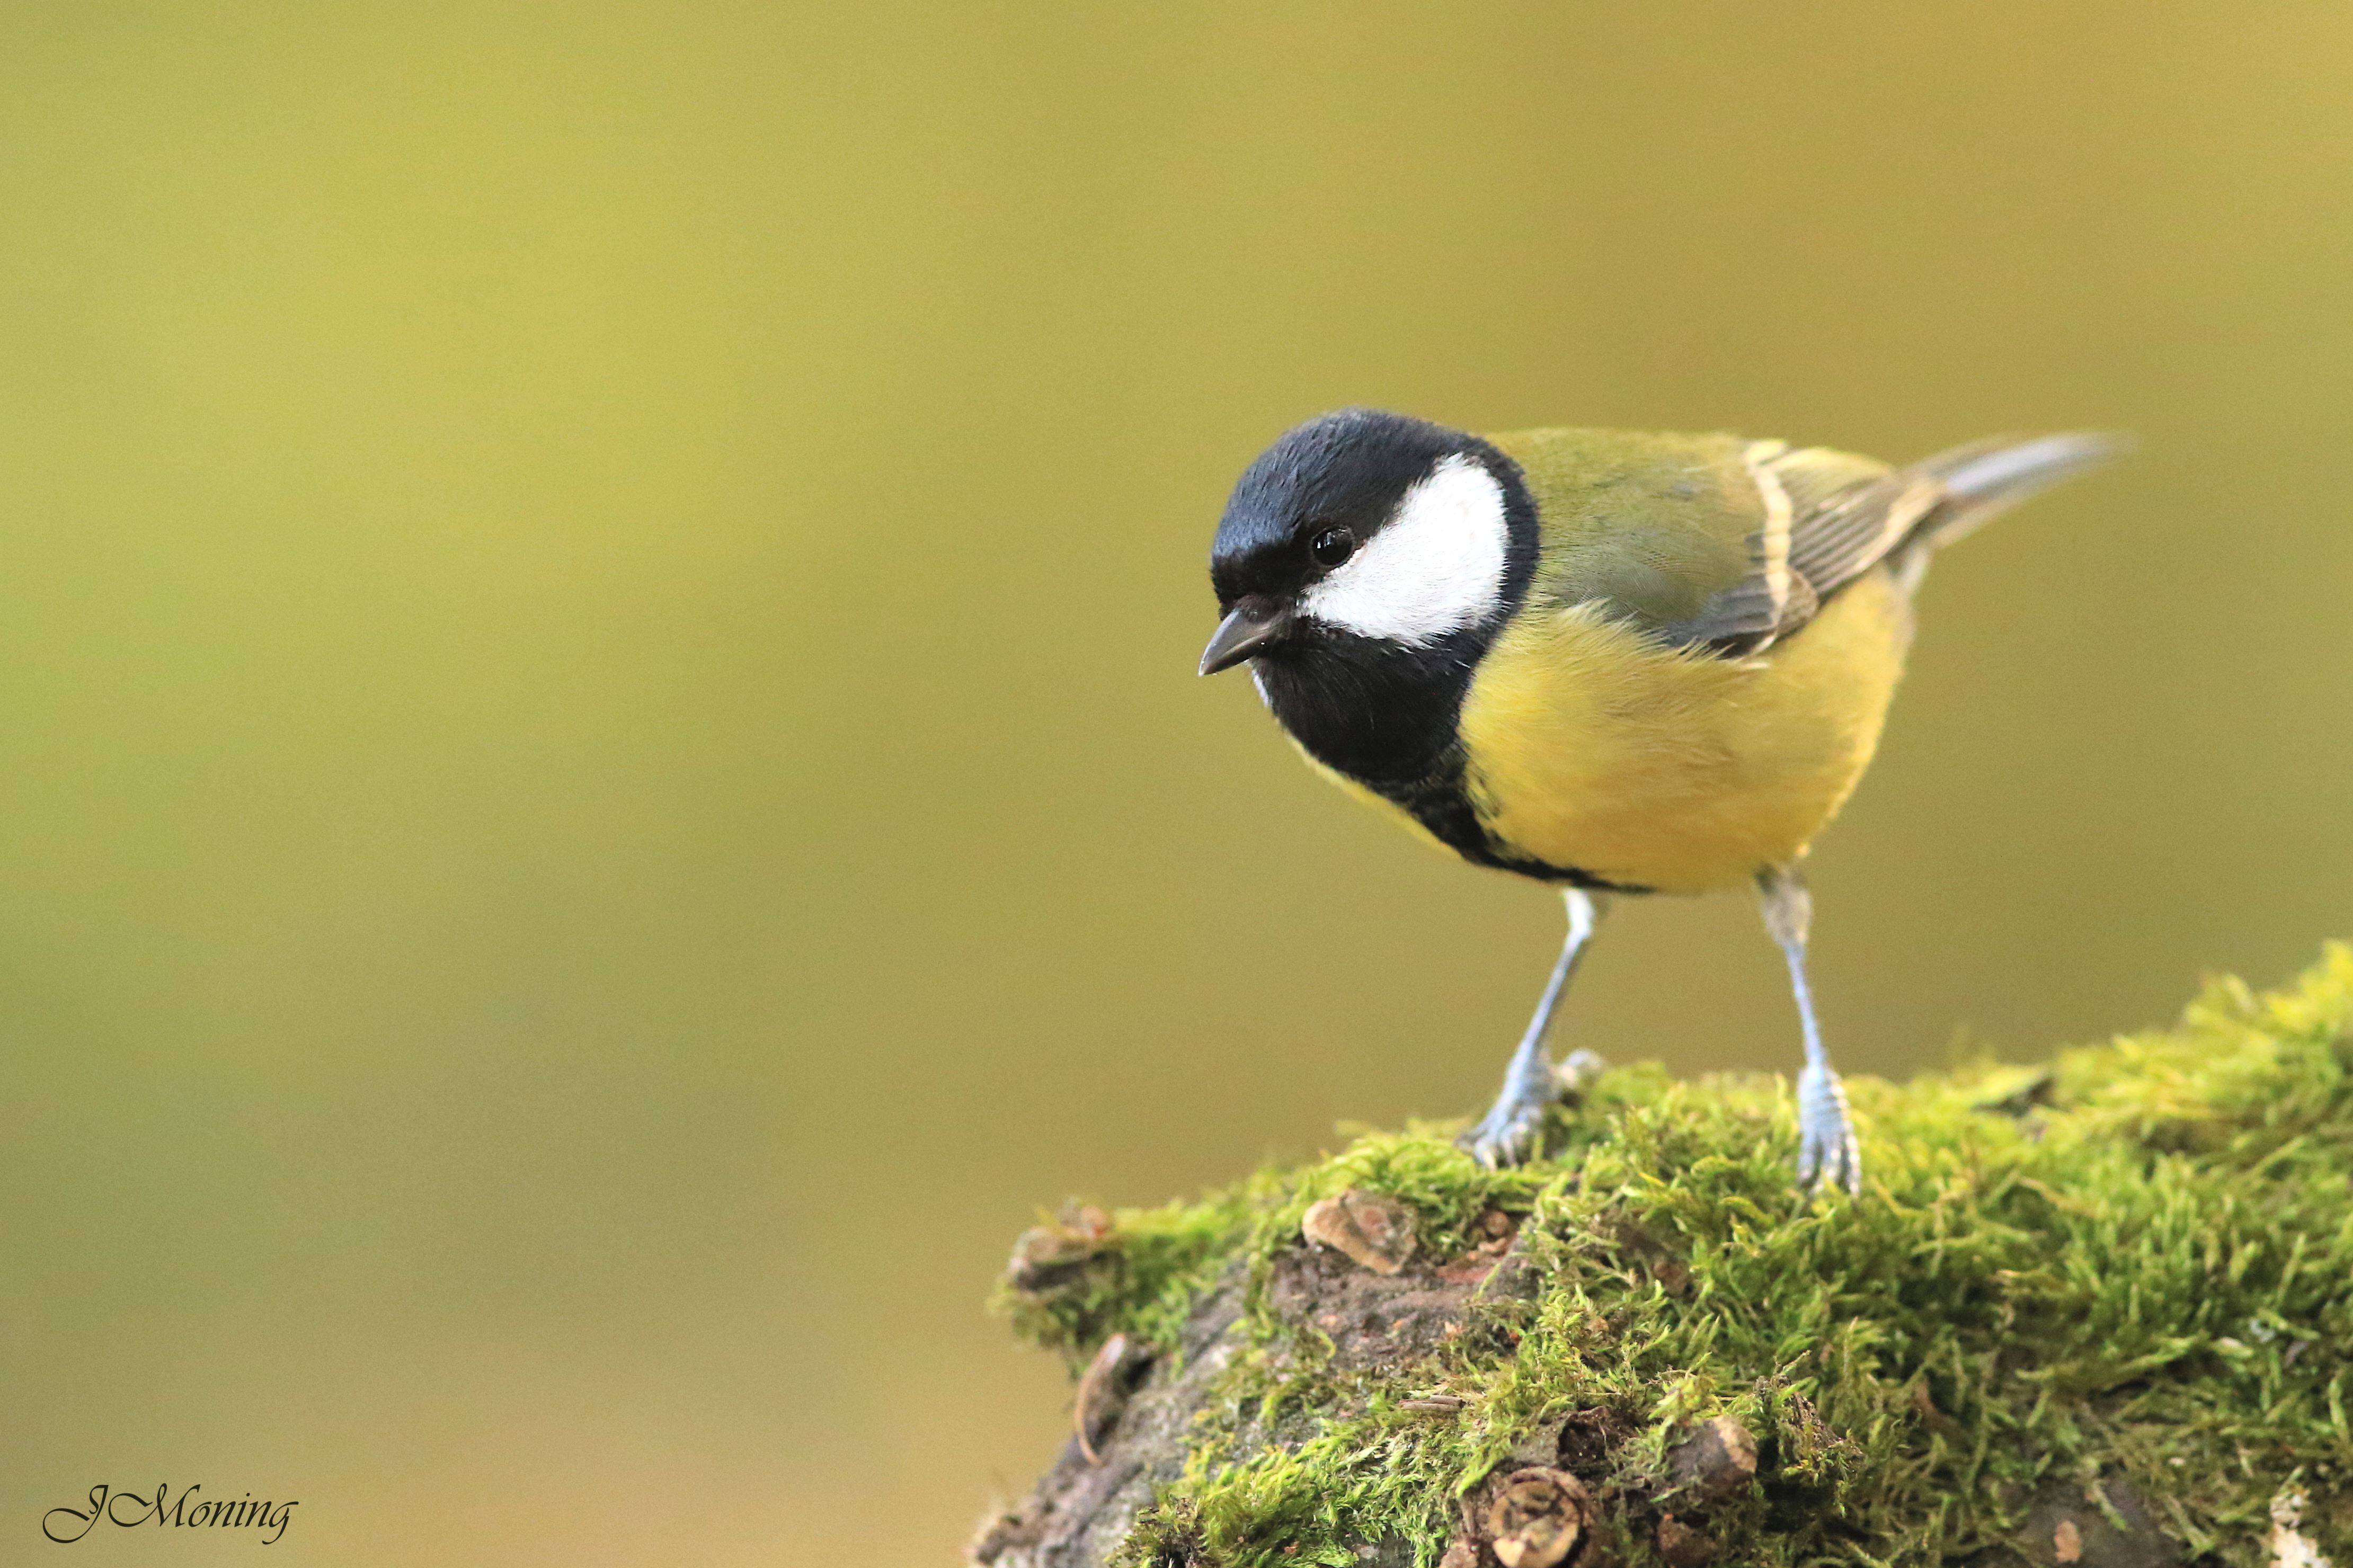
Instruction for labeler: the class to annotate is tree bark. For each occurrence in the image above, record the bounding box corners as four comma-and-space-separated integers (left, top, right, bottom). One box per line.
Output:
973, 1240, 2200, 1568
967, 951, 2353, 1568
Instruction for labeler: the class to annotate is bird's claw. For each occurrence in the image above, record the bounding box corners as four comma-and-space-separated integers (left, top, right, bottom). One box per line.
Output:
1795, 1061, 1862, 1194
1458, 1098, 1548, 1169
1458, 1048, 1577, 1169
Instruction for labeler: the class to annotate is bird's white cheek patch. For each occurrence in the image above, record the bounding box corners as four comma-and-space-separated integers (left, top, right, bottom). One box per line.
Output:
1300, 455, 1508, 644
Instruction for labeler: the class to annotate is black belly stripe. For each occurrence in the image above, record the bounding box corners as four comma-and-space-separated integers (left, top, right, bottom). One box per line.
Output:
1254, 631, 1653, 895
1381, 761, 1652, 895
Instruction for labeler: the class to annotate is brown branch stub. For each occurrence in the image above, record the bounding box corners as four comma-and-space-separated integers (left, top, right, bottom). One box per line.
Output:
1072, 1333, 1149, 1465
1443, 1466, 1595, 1568
1465, 1467, 1594, 1568
1665, 1416, 1756, 1501
1300, 1188, 1418, 1274
1006, 1204, 1115, 1292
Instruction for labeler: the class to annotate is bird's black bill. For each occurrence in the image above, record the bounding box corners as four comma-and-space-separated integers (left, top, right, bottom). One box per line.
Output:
1199, 602, 1295, 675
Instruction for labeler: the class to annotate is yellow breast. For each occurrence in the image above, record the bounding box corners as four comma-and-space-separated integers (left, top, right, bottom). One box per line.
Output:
1455, 571, 1913, 894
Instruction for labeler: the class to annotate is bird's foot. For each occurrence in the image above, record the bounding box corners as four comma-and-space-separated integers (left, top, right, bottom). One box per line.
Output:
1458, 1049, 1608, 1168
1458, 1091, 1550, 1169
1795, 1059, 1862, 1195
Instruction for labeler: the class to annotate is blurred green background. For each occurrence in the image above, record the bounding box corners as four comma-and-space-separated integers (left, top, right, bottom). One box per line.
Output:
3, 3, 2350, 1563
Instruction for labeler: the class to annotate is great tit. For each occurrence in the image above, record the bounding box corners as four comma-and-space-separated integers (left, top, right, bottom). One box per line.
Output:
1200, 411, 2118, 1190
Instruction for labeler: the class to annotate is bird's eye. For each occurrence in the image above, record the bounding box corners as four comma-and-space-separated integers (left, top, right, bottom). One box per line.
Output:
1309, 527, 1356, 568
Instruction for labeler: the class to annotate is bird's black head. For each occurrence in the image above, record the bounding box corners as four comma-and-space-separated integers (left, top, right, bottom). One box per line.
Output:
1200, 408, 1538, 789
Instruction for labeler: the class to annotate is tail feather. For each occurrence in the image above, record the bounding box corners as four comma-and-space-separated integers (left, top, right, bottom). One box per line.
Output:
1890, 431, 2128, 589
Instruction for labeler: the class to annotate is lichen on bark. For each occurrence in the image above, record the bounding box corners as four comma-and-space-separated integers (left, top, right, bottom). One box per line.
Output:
978, 947, 2353, 1568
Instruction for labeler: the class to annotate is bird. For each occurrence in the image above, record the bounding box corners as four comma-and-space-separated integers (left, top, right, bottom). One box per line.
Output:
1198, 410, 2119, 1190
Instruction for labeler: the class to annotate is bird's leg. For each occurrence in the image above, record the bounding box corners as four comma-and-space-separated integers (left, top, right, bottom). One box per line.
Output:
1756, 865, 1861, 1193
1458, 886, 1608, 1168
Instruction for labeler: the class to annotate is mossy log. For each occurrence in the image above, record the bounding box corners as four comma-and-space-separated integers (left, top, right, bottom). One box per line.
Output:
973, 948, 2353, 1568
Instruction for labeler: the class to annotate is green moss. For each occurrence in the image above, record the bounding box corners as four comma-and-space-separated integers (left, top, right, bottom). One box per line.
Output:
1000, 947, 2353, 1567
992, 1187, 1265, 1370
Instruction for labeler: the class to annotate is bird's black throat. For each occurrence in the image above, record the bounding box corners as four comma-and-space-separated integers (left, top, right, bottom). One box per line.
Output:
1253, 623, 1479, 794
1252, 626, 1630, 892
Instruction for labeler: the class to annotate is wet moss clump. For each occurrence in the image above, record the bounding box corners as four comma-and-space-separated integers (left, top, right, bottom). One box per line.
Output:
992, 947, 2353, 1568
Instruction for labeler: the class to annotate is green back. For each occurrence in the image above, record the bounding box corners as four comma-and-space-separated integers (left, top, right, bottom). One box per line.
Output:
1486, 426, 1895, 635
1485, 427, 1757, 627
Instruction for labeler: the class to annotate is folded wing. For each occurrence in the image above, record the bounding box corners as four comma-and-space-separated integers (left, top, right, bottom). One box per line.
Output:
1659, 432, 2123, 655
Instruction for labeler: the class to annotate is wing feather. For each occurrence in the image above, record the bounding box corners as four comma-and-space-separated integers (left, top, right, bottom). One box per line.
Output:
1658, 434, 2116, 654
